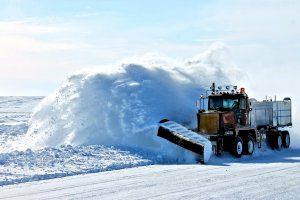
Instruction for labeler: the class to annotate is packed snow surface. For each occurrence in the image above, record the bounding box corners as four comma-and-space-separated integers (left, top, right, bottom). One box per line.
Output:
1, 149, 300, 200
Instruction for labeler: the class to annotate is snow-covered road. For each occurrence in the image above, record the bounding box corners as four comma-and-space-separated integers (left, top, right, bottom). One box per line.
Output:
1, 149, 299, 200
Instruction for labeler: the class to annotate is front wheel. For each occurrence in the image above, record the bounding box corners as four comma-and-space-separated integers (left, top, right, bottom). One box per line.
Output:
232, 136, 243, 158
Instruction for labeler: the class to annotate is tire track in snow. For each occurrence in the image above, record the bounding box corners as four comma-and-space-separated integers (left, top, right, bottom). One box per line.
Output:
0, 165, 222, 199
1, 150, 300, 200
7, 163, 298, 200
134, 164, 300, 200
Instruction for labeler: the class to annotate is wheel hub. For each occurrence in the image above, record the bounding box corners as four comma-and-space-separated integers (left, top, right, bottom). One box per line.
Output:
237, 141, 243, 155
286, 134, 290, 146
248, 140, 254, 154
278, 135, 282, 148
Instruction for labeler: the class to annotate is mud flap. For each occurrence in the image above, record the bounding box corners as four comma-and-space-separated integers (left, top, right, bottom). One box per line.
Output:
157, 120, 212, 163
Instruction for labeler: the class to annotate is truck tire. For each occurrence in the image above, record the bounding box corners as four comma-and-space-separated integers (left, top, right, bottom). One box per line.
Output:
243, 136, 255, 155
282, 131, 290, 148
274, 132, 283, 150
232, 136, 243, 158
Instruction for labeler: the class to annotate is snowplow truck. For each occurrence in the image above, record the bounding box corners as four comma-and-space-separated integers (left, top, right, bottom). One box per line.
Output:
157, 83, 292, 163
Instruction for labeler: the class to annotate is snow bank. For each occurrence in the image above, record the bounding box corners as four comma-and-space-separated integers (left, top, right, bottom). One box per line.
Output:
9, 43, 241, 162
0, 145, 150, 186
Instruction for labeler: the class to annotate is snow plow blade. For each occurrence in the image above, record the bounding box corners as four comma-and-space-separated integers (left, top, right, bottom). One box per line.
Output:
157, 120, 212, 163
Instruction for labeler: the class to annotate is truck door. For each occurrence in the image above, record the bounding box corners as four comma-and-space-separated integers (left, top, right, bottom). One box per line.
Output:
239, 97, 248, 126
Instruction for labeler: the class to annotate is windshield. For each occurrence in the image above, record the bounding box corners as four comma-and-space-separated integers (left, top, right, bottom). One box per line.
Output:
209, 98, 239, 110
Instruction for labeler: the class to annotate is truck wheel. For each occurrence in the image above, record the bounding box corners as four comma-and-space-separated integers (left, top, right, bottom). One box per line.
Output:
243, 136, 255, 155
232, 136, 243, 158
282, 131, 290, 148
274, 132, 283, 150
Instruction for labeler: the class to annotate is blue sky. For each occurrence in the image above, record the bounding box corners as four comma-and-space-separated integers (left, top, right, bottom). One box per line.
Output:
0, 0, 299, 97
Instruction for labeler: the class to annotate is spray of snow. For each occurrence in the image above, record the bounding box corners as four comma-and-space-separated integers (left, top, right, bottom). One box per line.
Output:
1, 43, 243, 162
290, 112, 300, 148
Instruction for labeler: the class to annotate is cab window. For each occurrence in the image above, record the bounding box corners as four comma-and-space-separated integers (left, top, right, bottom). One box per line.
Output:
209, 98, 238, 110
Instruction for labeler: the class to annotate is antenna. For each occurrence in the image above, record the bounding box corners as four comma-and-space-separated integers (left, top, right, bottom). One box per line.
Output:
210, 83, 216, 93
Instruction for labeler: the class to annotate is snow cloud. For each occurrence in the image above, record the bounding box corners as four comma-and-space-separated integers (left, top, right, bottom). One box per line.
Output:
2, 44, 241, 163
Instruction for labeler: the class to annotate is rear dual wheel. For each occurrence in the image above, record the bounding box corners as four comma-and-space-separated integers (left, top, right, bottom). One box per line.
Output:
269, 131, 290, 149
